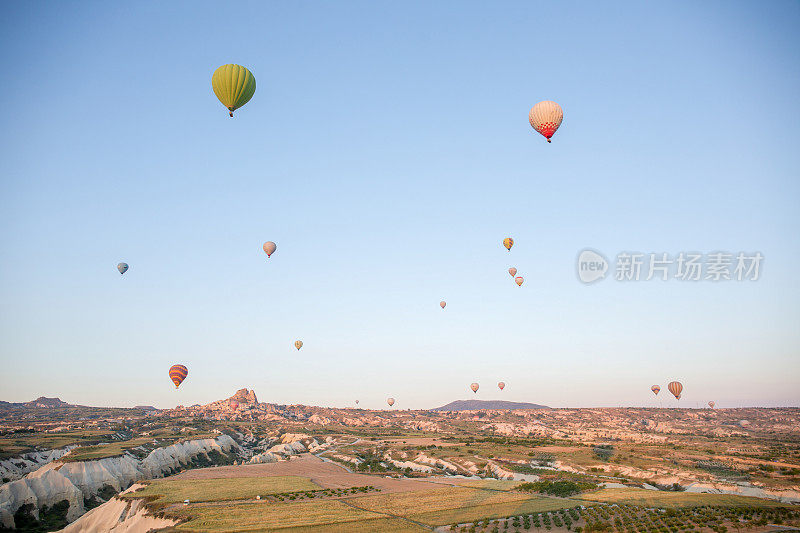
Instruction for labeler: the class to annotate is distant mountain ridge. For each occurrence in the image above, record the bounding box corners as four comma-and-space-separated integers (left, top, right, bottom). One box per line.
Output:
432, 399, 550, 411
22, 397, 73, 408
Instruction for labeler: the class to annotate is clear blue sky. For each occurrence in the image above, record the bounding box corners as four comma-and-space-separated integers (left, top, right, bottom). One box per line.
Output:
1, 1, 798, 410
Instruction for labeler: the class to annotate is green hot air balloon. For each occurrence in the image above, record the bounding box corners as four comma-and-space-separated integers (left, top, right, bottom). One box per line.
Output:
212, 64, 256, 117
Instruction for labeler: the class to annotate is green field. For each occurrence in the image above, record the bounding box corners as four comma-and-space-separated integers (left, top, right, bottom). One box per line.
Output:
171, 500, 387, 531
126, 476, 319, 505
581, 487, 793, 508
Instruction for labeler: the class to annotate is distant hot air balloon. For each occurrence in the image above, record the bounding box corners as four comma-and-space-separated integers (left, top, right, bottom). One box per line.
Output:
470, 382, 479, 393
708, 401, 715, 409
355, 400, 359, 405
651, 385, 660, 396
503, 238, 514, 251
117, 263, 129, 275
515, 276, 524, 286
498, 382, 505, 391
229, 401, 239, 410
529, 101, 563, 143
440, 301, 446, 309
508, 267, 517, 277
262, 241, 276, 258
212, 64, 256, 117
294, 340, 303, 351
667, 381, 683, 400
387, 397, 395, 407
169, 365, 188, 389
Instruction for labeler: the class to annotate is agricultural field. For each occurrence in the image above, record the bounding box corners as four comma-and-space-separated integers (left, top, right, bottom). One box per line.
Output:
124, 476, 320, 505
581, 487, 795, 509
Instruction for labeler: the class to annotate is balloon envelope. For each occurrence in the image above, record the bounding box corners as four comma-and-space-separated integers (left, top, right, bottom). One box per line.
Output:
651, 385, 660, 395
667, 381, 683, 399
529, 101, 563, 143
387, 397, 395, 407
440, 301, 446, 309
470, 382, 479, 393
503, 238, 514, 251
508, 267, 517, 277
498, 381, 505, 390
212, 64, 256, 117
263, 241, 277, 257
515, 276, 524, 286
169, 365, 188, 389
708, 401, 715, 408
117, 263, 128, 275
294, 340, 303, 350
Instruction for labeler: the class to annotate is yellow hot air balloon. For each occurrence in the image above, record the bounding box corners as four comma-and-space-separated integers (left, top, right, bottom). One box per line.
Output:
651, 385, 660, 395
503, 237, 514, 251
262, 241, 276, 258
440, 301, 446, 309
294, 340, 303, 350
212, 64, 256, 117
498, 381, 505, 390
387, 397, 395, 407
470, 382, 479, 393
508, 267, 517, 277
515, 276, 524, 286
667, 381, 683, 400
169, 364, 188, 389
529, 101, 563, 143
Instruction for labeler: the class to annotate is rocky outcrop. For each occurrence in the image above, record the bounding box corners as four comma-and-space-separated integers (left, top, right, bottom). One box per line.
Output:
0, 435, 237, 529
0, 447, 76, 483
57, 484, 178, 532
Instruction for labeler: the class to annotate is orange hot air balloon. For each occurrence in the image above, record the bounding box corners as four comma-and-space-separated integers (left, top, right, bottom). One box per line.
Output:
708, 401, 715, 409
262, 241, 276, 258
508, 267, 517, 277
169, 365, 188, 389
651, 385, 660, 396
387, 397, 395, 407
529, 101, 563, 143
503, 238, 514, 251
294, 340, 303, 350
498, 381, 505, 390
440, 301, 446, 309
470, 382, 479, 393
667, 381, 683, 400
515, 276, 524, 286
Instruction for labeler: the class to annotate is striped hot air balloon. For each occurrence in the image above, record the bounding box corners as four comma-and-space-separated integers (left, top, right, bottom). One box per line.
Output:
169, 365, 188, 389
212, 64, 256, 117
498, 381, 505, 390
470, 382, 479, 393
503, 237, 514, 251
529, 101, 563, 143
515, 276, 524, 286
667, 381, 683, 400
651, 385, 660, 395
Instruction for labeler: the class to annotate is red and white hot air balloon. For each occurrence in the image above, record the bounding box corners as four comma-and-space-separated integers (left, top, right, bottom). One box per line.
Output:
515, 276, 524, 286
529, 101, 563, 143
262, 241, 277, 258
498, 381, 505, 391
708, 401, 715, 409
508, 267, 517, 277
470, 382, 479, 393
440, 301, 446, 309
667, 381, 683, 400
651, 385, 660, 395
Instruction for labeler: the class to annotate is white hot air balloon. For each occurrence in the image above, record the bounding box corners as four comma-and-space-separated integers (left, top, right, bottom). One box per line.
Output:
529, 101, 563, 143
